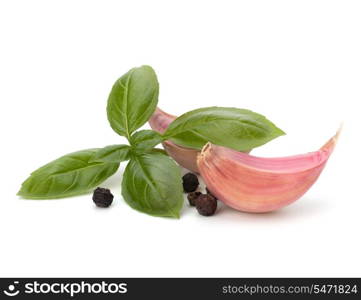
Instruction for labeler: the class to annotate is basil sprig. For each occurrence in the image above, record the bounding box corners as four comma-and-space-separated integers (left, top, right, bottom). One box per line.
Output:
18, 65, 285, 218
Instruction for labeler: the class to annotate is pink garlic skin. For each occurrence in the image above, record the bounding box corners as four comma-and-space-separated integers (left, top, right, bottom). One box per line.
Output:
197, 131, 339, 213
148, 107, 175, 134
148, 108, 200, 173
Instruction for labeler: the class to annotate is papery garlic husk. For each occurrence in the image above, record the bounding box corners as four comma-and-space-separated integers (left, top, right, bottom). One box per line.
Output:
149, 107, 200, 172
197, 130, 340, 213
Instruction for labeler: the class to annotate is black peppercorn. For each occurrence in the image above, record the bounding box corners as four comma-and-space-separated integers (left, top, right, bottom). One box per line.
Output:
206, 187, 217, 200
187, 191, 202, 206
182, 172, 199, 193
195, 194, 217, 216
92, 187, 114, 207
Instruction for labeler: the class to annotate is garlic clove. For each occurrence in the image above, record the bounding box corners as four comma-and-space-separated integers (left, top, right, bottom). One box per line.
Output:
197, 129, 340, 213
149, 107, 200, 172
148, 107, 175, 134
162, 141, 200, 173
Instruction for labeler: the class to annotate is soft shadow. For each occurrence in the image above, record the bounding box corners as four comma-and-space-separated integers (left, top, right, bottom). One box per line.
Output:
101, 169, 124, 192
216, 198, 329, 223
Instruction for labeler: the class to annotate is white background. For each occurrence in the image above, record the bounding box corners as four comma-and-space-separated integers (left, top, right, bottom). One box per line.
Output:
0, 0, 360, 277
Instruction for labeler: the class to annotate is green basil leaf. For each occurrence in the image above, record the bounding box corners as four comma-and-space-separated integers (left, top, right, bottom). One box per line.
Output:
163, 107, 285, 151
90, 144, 131, 163
130, 130, 163, 153
150, 148, 168, 156
18, 149, 119, 199
107, 65, 159, 139
121, 150, 183, 218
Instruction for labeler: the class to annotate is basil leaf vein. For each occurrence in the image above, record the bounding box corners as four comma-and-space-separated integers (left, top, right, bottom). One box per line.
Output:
163, 106, 285, 151
18, 149, 119, 199
107, 65, 159, 139
121, 150, 183, 218
130, 130, 163, 153
90, 144, 131, 163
